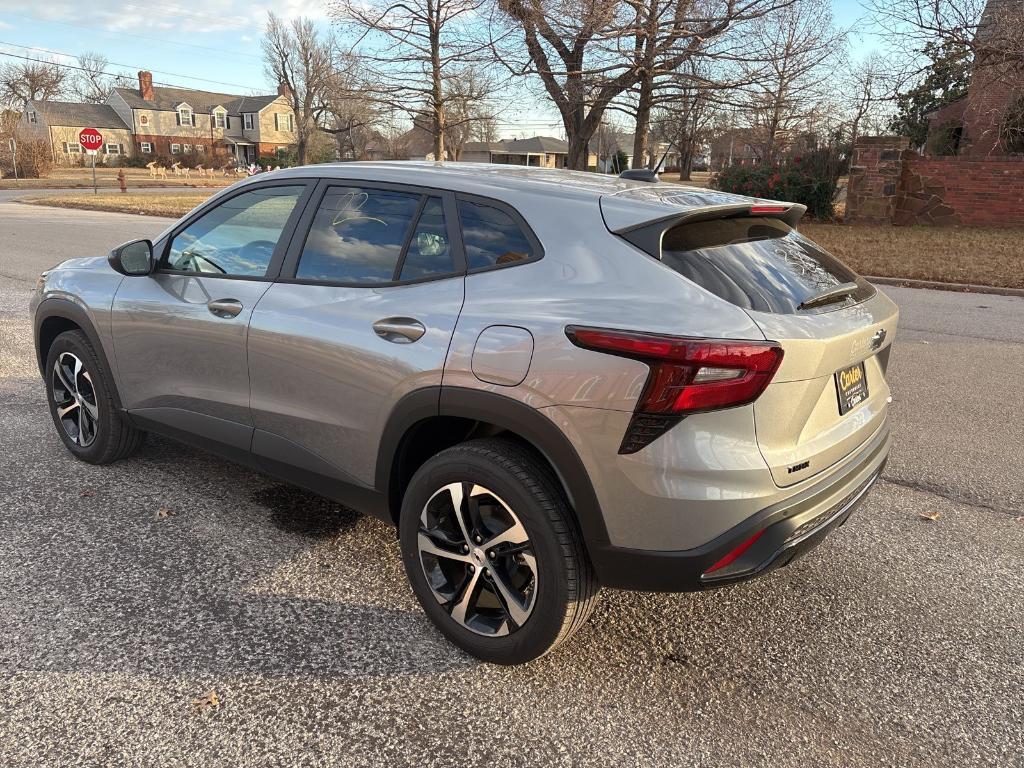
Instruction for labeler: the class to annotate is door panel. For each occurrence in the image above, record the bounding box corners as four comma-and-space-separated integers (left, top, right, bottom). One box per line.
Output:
111, 274, 272, 426
247, 277, 465, 487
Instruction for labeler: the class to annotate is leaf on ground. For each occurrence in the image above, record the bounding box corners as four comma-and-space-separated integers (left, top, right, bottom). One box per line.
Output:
918, 510, 940, 521
80, 490, 96, 497
155, 507, 174, 520
192, 689, 220, 712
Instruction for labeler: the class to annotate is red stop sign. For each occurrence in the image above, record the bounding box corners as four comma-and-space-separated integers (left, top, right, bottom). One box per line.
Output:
79, 127, 103, 152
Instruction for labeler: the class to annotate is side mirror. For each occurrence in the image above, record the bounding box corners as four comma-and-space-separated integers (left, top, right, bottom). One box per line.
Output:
108, 239, 154, 276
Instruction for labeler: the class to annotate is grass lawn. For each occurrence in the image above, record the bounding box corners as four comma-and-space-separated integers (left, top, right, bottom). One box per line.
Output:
801, 223, 1024, 290
24, 193, 213, 218
0, 166, 235, 190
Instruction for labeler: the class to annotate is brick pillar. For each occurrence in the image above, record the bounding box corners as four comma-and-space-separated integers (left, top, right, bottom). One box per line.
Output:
845, 136, 911, 224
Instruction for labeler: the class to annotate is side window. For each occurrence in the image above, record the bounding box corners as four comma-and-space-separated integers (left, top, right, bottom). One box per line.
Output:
165, 185, 304, 277
399, 197, 454, 281
297, 187, 423, 284
457, 199, 535, 270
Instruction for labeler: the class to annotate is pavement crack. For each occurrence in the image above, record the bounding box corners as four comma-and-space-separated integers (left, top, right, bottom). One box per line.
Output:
880, 474, 1022, 518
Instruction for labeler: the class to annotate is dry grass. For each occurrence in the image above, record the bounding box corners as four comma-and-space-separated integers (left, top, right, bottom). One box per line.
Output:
0, 166, 235, 190
24, 193, 213, 218
802, 223, 1024, 289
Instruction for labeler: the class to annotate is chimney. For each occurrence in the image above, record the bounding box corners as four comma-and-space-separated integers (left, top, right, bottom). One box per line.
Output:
277, 82, 292, 100
138, 70, 154, 101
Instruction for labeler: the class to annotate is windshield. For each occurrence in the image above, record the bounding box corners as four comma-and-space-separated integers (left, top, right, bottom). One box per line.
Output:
661, 217, 874, 314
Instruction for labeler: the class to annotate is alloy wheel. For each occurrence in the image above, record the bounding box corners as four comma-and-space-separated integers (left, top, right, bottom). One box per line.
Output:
417, 482, 538, 637
51, 352, 99, 447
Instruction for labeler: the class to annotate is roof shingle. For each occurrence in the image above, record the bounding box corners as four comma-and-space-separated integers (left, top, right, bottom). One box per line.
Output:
30, 101, 129, 130
112, 86, 282, 116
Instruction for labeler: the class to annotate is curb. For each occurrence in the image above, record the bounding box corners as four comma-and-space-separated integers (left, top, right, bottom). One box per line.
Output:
867, 275, 1024, 298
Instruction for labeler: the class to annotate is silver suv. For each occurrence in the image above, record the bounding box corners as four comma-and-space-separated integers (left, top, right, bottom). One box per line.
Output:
31, 163, 897, 664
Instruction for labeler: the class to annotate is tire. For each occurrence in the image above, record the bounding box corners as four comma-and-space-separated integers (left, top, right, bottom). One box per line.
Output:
399, 437, 599, 664
44, 329, 145, 465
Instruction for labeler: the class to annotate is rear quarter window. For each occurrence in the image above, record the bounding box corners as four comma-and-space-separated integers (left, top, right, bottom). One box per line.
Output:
457, 199, 536, 270
661, 217, 874, 314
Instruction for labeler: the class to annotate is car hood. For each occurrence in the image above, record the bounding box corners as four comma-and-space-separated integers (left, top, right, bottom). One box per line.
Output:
49, 256, 113, 272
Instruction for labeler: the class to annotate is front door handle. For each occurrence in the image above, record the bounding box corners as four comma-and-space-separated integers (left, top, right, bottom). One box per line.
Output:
373, 317, 426, 344
207, 298, 243, 318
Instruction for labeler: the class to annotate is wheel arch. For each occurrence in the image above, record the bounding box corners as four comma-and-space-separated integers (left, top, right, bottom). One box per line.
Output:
34, 298, 124, 410
376, 386, 611, 555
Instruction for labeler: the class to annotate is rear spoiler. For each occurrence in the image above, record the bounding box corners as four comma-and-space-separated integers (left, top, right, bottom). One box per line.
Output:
613, 202, 807, 259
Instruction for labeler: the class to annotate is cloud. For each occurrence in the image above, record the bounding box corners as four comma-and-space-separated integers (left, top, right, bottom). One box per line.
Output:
0, 2, 327, 36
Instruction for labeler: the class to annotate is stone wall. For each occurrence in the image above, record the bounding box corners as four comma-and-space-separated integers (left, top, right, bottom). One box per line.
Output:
845, 136, 910, 223
846, 136, 1024, 227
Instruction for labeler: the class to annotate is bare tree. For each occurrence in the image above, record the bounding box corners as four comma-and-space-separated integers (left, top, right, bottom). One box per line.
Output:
0, 58, 66, 107
262, 13, 336, 165
651, 74, 716, 178
841, 52, 892, 147
740, 0, 841, 164
333, 0, 497, 160
493, 0, 795, 170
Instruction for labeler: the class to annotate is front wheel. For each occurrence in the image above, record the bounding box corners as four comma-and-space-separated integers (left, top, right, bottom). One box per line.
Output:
44, 330, 145, 464
399, 438, 599, 664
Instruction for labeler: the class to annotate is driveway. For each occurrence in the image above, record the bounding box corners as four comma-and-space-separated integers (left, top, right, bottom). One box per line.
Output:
0, 202, 1021, 767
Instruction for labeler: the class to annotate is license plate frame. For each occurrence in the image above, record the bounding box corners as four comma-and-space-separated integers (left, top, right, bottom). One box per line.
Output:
835, 361, 868, 415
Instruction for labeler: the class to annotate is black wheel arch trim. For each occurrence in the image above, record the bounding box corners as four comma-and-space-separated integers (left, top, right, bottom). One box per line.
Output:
34, 297, 124, 410
375, 386, 612, 557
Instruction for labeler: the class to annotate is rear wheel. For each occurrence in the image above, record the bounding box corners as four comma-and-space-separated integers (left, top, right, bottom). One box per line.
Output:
44, 330, 145, 464
399, 438, 599, 664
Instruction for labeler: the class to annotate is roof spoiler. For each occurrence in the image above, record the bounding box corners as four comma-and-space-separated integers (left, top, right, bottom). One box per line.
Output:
614, 202, 808, 258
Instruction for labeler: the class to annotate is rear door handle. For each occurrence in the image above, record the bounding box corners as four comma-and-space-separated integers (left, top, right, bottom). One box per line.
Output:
373, 317, 426, 344
207, 298, 243, 318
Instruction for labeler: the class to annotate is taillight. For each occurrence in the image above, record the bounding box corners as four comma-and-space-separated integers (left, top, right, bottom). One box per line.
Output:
565, 326, 784, 454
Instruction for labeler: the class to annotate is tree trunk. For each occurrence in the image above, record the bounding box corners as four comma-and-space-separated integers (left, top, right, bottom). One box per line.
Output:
429, 0, 444, 161
632, 73, 654, 169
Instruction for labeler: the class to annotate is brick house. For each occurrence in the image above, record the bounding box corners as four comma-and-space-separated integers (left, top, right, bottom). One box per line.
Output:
108, 71, 296, 165
925, 0, 1023, 156
20, 70, 296, 166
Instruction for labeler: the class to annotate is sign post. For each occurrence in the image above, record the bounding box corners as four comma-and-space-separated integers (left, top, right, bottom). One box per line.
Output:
78, 128, 103, 195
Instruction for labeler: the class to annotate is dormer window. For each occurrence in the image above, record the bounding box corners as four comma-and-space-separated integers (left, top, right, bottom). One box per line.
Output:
244, 113, 254, 130
177, 104, 194, 127
213, 108, 227, 129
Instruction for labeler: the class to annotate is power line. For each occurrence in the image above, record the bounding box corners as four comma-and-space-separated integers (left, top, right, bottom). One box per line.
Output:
1, 11, 263, 61
0, 44, 259, 92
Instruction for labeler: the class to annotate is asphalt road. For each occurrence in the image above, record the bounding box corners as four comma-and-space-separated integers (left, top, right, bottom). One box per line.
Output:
1, 201, 1022, 767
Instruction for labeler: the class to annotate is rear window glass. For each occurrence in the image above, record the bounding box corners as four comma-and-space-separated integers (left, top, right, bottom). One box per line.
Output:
458, 199, 535, 270
661, 217, 874, 314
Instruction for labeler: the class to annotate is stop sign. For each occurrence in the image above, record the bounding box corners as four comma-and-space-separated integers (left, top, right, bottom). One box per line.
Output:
79, 127, 103, 152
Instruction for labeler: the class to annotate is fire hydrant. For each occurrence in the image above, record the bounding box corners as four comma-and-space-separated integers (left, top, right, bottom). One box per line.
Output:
117, 168, 127, 194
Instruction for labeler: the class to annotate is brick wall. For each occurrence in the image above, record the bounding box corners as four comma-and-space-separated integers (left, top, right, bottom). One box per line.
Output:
847, 136, 1024, 228
896, 155, 1024, 227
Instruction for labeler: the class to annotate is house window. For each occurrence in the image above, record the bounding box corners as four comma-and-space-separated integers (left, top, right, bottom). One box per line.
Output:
104, 143, 122, 155
139, 114, 149, 127
28, 110, 37, 124
177, 107, 194, 127
182, 144, 192, 153
62, 142, 81, 154
244, 113, 253, 130
287, 113, 294, 132
140, 142, 152, 154
274, 113, 279, 131
170, 143, 180, 154
215, 111, 226, 129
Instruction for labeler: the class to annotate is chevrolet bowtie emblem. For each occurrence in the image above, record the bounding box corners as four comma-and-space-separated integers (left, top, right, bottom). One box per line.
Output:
870, 328, 887, 350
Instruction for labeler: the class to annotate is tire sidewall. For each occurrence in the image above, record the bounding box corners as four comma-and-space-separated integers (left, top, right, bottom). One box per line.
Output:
399, 445, 573, 665
45, 331, 116, 462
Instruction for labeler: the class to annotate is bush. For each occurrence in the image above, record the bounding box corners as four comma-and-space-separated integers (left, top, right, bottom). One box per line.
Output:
712, 150, 842, 220
0, 138, 53, 178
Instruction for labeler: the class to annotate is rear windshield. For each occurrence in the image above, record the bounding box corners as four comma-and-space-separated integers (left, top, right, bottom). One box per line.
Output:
661, 217, 874, 314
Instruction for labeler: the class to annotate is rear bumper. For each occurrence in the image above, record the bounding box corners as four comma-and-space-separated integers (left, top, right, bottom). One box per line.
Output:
591, 424, 890, 592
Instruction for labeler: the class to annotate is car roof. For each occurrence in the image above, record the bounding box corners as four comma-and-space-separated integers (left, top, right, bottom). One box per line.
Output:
260, 161, 754, 212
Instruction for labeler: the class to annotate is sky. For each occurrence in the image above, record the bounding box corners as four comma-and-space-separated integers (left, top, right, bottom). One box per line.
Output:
0, 0, 889, 138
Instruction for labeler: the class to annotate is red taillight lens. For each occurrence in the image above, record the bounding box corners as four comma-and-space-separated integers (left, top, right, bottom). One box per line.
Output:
749, 204, 789, 215
566, 327, 784, 453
